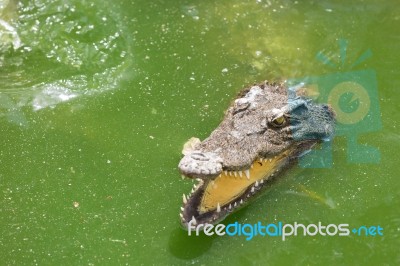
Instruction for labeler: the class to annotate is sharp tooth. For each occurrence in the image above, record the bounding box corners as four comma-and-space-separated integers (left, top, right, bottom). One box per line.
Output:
240, 199, 243, 204
180, 207, 184, 211
229, 172, 232, 176
191, 216, 197, 225
181, 175, 185, 180
245, 169, 250, 180
251, 187, 255, 193
224, 171, 228, 175
238, 171, 243, 177
229, 204, 232, 209
255, 181, 259, 187
269, 158, 272, 162
183, 194, 187, 204
196, 178, 201, 182
180, 213, 183, 218
191, 188, 195, 193
234, 171, 237, 177
217, 203, 221, 213
250, 164, 254, 169
234, 202, 237, 207
260, 179, 264, 184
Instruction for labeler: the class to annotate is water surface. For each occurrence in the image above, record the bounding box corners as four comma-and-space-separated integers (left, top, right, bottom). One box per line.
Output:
1, 0, 399, 264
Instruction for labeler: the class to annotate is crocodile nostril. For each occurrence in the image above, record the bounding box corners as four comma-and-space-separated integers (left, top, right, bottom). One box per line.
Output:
190, 153, 209, 161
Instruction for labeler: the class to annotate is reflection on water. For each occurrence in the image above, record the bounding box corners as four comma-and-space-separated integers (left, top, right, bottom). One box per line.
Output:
31, 83, 78, 111
168, 228, 213, 260
286, 184, 336, 209
0, 0, 20, 49
0, 0, 132, 116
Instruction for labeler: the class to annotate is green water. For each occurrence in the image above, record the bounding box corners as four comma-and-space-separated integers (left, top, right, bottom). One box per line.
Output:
1, 0, 399, 265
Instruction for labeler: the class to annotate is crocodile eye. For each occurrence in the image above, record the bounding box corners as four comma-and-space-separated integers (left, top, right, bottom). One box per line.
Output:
271, 116, 286, 127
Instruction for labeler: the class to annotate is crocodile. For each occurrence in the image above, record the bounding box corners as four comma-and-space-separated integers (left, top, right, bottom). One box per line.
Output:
178, 81, 335, 230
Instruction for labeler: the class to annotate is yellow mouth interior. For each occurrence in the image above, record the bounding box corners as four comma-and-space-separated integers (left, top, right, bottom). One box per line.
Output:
199, 150, 292, 214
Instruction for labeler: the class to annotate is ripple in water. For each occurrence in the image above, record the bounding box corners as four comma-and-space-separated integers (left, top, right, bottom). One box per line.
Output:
0, 0, 132, 116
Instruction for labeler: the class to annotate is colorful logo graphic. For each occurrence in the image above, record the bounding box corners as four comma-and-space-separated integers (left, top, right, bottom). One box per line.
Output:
288, 39, 381, 167
187, 219, 384, 241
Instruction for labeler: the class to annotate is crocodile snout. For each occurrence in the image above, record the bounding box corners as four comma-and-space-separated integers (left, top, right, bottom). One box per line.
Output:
178, 151, 223, 179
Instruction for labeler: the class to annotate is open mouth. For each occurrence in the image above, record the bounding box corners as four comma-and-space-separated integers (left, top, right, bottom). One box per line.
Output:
180, 148, 296, 230
177, 82, 336, 230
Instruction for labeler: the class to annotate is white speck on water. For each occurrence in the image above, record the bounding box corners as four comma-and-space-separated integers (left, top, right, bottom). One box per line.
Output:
221, 68, 228, 73
325, 8, 333, 12
109, 238, 127, 245
107, 160, 111, 164
149, 136, 155, 139
255, 51, 262, 57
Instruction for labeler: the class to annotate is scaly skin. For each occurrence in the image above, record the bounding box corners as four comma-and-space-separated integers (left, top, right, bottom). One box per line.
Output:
178, 81, 335, 229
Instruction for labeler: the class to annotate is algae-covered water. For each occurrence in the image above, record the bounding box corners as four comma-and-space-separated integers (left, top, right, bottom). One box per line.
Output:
1, 0, 399, 265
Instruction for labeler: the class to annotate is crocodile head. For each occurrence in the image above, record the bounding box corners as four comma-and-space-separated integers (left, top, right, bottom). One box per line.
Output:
178, 82, 335, 229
